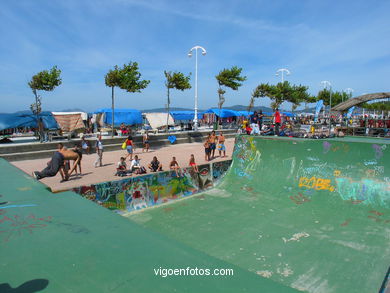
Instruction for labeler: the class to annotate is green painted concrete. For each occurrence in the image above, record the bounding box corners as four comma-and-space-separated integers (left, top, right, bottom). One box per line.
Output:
129, 136, 390, 293
0, 158, 298, 292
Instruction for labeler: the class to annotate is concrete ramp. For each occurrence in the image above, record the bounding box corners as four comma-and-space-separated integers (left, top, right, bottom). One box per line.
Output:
129, 136, 390, 293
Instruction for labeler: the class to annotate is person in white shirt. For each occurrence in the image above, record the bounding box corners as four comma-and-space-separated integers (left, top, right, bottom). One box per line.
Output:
94, 135, 103, 167
130, 155, 146, 174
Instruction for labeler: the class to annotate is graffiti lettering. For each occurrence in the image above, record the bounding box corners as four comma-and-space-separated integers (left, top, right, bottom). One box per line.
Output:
289, 193, 311, 205
0, 212, 52, 243
298, 176, 335, 192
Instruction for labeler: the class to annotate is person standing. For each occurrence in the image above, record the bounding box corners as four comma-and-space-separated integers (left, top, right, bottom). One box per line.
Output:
274, 108, 281, 136
209, 131, 217, 159
204, 134, 211, 161
217, 131, 226, 157
94, 135, 104, 167
142, 131, 150, 153
258, 110, 264, 133
250, 111, 260, 135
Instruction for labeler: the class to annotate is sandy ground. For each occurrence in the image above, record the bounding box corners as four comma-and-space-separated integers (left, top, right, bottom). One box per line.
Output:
12, 138, 235, 192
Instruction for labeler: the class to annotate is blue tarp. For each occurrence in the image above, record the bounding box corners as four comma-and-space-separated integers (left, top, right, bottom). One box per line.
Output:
0, 112, 58, 131
202, 108, 240, 118
170, 111, 202, 121
95, 108, 142, 126
237, 111, 253, 117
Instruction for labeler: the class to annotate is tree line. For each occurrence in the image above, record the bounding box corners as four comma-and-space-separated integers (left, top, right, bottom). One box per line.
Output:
27, 62, 382, 134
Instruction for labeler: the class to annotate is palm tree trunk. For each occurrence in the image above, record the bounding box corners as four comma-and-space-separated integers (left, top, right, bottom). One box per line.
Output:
111, 86, 114, 138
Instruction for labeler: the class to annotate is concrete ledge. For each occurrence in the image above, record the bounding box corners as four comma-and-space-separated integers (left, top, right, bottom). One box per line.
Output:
1, 129, 237, 161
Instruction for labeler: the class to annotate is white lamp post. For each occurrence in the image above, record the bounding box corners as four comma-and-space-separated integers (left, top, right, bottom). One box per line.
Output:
276, 68, 290, 82
188, 45, 206, 131
321, 80, 332, 134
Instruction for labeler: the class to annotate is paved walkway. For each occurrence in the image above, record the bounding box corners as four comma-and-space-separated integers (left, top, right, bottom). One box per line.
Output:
12, 138, 235, 192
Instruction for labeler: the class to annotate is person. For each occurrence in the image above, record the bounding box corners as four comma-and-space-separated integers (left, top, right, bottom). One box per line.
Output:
250, 111, 260, 135
148, 156, 163, 172
204, 134, 211, 161
94, 135, 104, 167
33, 143, 69, 182
218, 132, 226, 157
116, 157, 131, 177
258, 110, 264, 131
60, 146, 81, 176
142, 131, 150, 152
130, 155, 146, 174
274, 108, 281, 136
72, 144, 83, 175
81, 137, 90, 154
262, 124, 274, 136
170, 156, 182, 177
119, 123, 126, 136
209, 131, 217, 158
189, 154, 199, 173
124, 135, 134, 161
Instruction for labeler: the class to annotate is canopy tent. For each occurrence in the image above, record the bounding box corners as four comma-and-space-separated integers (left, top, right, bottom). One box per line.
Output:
52, 112, 87, 132
94, 108, 142, 126
144, 113, 174, 129
170, 111, 203, 121
202, 108, 240, 118
0, 112, 58, 131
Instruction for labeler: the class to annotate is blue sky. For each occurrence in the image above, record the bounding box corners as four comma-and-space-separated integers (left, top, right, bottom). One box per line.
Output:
0, 0, 389, 112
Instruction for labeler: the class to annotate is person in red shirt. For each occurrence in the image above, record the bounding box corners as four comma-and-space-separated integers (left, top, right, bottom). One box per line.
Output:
274, 108, 281, 136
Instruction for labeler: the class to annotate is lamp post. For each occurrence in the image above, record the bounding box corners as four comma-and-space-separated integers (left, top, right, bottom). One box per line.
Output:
344, 88, 354, 102
321, 80, 332, 135
276, 68, 290, 82
188, 45, 206, 131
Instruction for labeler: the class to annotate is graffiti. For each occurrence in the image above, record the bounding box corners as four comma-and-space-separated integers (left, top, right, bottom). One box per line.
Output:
290, 193, 311, 205
73, 161, 231, 213
323, 141, 331, 154
298, 176, 335, 192
0, 212, 52, 243
336, 178, 390, 208
212, 160, 232, 181
340, 218, 351, 226
372, 144, 384, 159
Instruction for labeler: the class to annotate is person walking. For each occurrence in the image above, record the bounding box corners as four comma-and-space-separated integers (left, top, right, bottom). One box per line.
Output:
94, 135, 104, 167
124, 135, 134, 161
274, 108, 281, 136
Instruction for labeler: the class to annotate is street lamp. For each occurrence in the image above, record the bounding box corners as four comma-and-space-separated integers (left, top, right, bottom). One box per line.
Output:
321, 80, 332, 135
344, 88, 353, 102
276, 68, 290, 82
188, 45, 206, 131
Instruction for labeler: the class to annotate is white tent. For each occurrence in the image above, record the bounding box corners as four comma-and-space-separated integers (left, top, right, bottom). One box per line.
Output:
144, 113, 174, 130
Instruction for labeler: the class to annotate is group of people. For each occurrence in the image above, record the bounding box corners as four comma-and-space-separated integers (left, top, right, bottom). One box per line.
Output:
33, 129, 205, 182
115, 154, 198, 178
203, 131, 226, 161
243, 109, 283, 136
32, 142, 83, 182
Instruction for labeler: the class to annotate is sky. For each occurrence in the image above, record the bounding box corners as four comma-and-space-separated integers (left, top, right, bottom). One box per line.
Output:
0, 0, 389, 113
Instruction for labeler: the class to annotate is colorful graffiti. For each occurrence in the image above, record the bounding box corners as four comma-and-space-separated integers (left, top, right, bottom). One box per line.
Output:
298, 176, 336, 192
73, 161, 232, 213
230, 135, 390, 208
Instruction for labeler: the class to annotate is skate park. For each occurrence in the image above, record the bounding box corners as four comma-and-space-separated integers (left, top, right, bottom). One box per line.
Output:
1, 135, 389, 292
